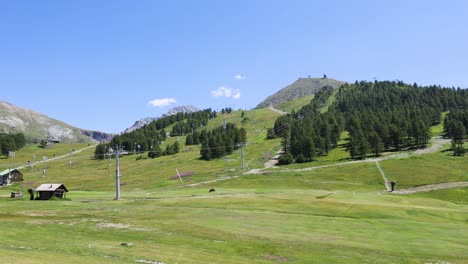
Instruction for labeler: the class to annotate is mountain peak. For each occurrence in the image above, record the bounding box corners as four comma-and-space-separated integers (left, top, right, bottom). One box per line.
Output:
256, 77, 345, 108
162, 105, 199, 117
124, 105, 200, 133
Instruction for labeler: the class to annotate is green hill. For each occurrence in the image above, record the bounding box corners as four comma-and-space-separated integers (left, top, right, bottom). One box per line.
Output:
256, 77, 345, 108
0, 84, 467, 264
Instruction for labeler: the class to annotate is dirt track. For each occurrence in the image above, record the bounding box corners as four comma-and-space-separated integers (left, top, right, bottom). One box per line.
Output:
245, 136, 468, 195
392, 181, 468, 194
14, 144, 97, 170
267, 106, 287, 115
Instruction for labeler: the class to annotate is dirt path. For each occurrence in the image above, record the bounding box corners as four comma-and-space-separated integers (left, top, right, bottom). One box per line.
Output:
268, 106, 287, 115
14, 144, 97, 170
161, 136, 464, 195
258, 136, 451, 174
244, 136, 468, 194
392, 181, 468, 194
375, 160, 391, 192
264, 149, 283, 169
182, 175, 240, 187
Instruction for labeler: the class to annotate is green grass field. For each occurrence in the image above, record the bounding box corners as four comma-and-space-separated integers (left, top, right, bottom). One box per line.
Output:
276, 95, 314, 113
1, 185, 467, 264
0, 109, 467, 264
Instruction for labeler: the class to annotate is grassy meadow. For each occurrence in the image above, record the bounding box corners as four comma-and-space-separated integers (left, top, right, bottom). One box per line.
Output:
0, 107, 467, 263
276, 95, 314, 113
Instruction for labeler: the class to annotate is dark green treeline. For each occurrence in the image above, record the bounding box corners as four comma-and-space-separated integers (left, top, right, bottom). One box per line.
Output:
94, 109, 217, 159
187, 123, 247, 161
270, 80, 468, 164
0, 133, 26, 155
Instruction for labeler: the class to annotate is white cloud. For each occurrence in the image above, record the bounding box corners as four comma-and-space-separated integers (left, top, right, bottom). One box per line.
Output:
148, 98, 177, 107
233, 90, 241, 99
234, 74, 246, 80
211, 86, 241, 99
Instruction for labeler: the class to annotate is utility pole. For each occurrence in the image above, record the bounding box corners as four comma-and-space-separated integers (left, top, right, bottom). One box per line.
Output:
115, 149, 121, 200
69, 149, 74, 168
8, 151, 15, 185
112, 146, 124, 200
42, 156, 47, 178
237, 142, 247, 170
32, 154, 35, 171
108, 147, 113, 162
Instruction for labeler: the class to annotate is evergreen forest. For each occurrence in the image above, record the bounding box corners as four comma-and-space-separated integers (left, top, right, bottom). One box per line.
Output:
270, 81, 468, 163
93, 108, 245, 160
0, 133, 26, 155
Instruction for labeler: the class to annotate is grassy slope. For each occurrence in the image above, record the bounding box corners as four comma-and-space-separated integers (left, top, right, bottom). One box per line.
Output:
275, 95, 314, 113
0, 108, 283, 192
0, 108, 467, 264
320, 88, 339, 113
1, 185, 466, 264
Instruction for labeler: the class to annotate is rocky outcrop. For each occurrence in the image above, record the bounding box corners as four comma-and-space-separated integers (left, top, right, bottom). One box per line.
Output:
80, 130, 115, 142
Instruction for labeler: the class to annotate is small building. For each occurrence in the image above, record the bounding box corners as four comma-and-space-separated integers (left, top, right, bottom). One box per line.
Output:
34, 184, 69, 200
0, 169, 24, 185
10, 191, 23, 199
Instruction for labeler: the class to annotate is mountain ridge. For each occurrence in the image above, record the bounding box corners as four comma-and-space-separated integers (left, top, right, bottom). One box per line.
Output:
0, 100, 113, 143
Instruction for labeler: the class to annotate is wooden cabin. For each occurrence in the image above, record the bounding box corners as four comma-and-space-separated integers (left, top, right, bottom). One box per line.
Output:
34, 184, 68, 200
0, 169, 23, 185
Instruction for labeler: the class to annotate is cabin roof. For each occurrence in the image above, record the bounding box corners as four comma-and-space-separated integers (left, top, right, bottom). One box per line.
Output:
35, 184, 68, 192
0, 169, 20, 176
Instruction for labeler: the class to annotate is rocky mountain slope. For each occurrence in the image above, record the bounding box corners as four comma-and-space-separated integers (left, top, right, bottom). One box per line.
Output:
124, 105, 199, 133
256, 77, 345, 108
0, 101, 113, 143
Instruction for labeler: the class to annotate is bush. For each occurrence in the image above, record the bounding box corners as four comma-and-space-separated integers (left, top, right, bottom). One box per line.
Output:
278, 151, 294, 165
454, 145, 465, 156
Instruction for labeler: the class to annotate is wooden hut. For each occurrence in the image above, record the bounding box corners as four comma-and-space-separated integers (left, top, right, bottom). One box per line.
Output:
0, 169, 23, 185
34, 184, 69, 200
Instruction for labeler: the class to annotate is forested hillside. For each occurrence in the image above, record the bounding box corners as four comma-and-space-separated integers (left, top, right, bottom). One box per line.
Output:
270, 81, 468, 163
94, 109, 212, 159
95, 108, 246, 160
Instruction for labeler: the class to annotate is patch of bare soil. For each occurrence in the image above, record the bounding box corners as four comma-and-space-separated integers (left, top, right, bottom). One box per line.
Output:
392, 182, 468, 195
268, 106, 288, 115
19, 211, 56, 217
96, 223, 151, 231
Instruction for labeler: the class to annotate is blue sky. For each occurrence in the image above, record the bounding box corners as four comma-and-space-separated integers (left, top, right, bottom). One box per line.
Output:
1, 0, 467, 133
